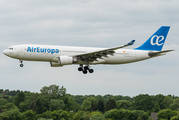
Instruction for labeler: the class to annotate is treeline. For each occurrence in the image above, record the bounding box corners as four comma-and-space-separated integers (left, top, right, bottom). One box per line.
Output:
0, 85, 179, 120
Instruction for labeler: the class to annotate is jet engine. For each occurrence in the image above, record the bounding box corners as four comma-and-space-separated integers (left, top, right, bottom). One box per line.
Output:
50, 56, 77, 67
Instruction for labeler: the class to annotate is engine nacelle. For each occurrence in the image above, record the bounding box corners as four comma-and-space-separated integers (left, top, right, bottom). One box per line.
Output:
59, 56, 73, 65
50, 62, 63, 67
50, 56, 77, 67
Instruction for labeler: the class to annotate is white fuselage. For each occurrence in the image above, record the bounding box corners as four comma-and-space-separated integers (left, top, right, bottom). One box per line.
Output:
3, 44, 151, 65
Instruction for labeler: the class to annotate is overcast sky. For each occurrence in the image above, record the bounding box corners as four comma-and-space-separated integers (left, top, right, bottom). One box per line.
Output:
0, 0, 179, 97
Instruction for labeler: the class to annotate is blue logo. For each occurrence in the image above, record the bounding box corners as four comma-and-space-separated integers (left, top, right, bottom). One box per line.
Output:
27, 47, 59, 54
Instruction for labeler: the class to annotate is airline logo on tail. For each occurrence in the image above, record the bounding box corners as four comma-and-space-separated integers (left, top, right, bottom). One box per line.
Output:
150, 35, 165, 46
135, 26, 170, 51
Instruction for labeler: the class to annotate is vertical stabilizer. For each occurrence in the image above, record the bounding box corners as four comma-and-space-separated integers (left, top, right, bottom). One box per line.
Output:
135, 26, 170, 51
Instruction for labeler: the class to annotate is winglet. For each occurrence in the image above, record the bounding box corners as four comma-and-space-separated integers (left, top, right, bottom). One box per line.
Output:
126, 40, 135, 45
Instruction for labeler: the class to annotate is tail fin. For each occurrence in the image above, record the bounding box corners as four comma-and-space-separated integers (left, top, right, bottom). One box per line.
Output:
135, 26, 170, 51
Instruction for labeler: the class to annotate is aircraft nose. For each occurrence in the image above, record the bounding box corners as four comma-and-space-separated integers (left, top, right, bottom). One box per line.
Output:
3, 50, 8, 55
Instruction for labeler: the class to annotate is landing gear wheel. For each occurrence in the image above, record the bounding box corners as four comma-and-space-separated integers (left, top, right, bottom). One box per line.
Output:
84, 66, 89, 70
89, 69, 94, 73
83, 70, 88, 74
20, 64, 24, 67
78, 67, 83, 71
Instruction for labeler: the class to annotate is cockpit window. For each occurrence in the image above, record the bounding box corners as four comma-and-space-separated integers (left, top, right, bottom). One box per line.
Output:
9, 48, 13, 50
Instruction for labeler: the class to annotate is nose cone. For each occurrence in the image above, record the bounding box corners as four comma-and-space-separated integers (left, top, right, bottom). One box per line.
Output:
3, 50, 8, 56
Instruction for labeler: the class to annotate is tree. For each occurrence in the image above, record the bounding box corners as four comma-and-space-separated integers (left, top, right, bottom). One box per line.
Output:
163, 96, 173, 109
104, 109, 132, 119
98, 100, 105, 113
14, 92, 25, 107
133, 94, 152, 111
40, 85, 66, 99
1, 103, 18, 111
171, 98, 179, 110
157, 109, 177, 120
22, 110, 36, 120
35, 111, 52, 119
0, 109, 23, 120
116, 100, 131, 110
0, 98, 8, 107
153, 102, 160, 112
90, 114, 105, 120
91, 101, 98, 112
81, 97, 97, 111
49, 99, 65, 111
105, 98, 117, 111
19, 101, 30, 112
73, 110, 86, 120
154, 94, 165, 109
51, 110, 73, 120
171, 116, 179, 120
129, 110, 149, 120
81, 99, 92, 111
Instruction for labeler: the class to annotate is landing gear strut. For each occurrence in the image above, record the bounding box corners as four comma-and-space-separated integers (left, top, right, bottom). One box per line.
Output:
78, 65, 94, 74
19, 60, 24, 67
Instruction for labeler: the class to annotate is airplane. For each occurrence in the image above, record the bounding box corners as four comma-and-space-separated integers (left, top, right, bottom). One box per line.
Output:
3, 26, 174, 74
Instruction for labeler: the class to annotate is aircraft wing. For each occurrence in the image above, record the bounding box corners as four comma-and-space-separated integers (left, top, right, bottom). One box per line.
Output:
73, 40, 135, 62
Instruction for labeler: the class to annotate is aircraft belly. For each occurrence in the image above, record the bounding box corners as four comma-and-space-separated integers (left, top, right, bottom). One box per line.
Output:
17, 52, 55, 62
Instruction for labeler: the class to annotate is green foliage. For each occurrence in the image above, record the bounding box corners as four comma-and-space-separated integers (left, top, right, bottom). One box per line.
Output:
40, 85, 66, 99
73, 110, 86, 120
171, 98, 179, 110
163, 96, 173, 109
90, 114, 105, 120
133, 94, 153, 112
49, 99, 65, 111
37, 118, 53, 120
91, 111, 102, 116
116, 100, 131, 110
3, 85, 179, 120
1, 103, 18, 111
51, 109, 73, 120
104, 109, 132, 119
153, 102, 160, 112
36, 111, 52, 119
0, 98, 8, 107
0, 109, 23, 120
8, 96, 14, 103
19, 101, 30, 112
91, 101, 98, 111
105, 98, 117, 111
14, 92, 25, 107
81, 99, 92, 111
154, 94, 165, 110
98, 100, 105, 113
22, 110, 36, 120
137, 117, 142, 120
171, 116, 179, 120
130, 110, 149, 120
157, 109, 177, 120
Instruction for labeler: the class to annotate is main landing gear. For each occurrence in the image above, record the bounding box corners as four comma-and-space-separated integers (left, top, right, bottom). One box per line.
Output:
19, 60, 24, 67
78, 65, 94, 74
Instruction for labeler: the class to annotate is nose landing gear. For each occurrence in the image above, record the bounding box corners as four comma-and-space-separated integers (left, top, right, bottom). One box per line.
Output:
78, 65, 94, 74
19, 60, 24, 67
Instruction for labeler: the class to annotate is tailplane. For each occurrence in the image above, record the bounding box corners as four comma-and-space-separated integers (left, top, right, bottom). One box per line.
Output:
135, 26, 170, 51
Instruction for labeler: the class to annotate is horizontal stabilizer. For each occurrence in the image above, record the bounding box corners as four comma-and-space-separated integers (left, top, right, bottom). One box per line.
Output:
148, 50, 174, 57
